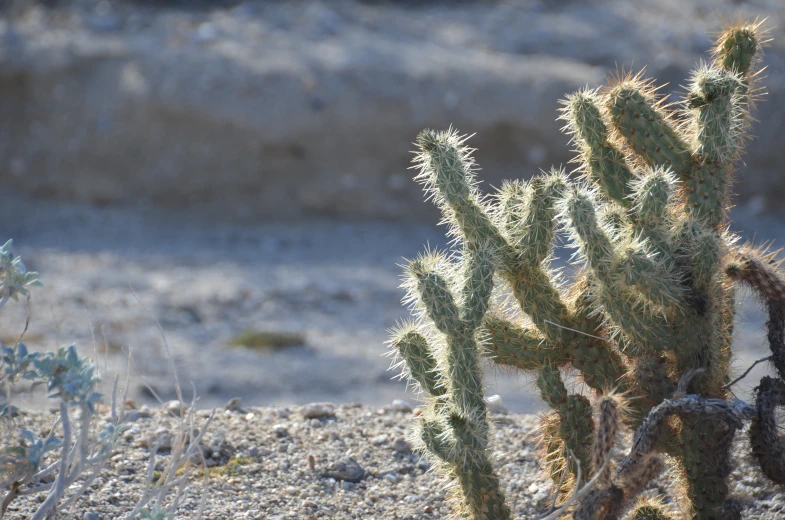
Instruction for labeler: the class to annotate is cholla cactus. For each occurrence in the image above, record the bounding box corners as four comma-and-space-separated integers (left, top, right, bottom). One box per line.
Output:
390, 20, 784, 520
391, 245, 510, 519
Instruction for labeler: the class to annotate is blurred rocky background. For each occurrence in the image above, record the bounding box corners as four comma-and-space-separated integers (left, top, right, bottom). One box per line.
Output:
1, 0, 784, 413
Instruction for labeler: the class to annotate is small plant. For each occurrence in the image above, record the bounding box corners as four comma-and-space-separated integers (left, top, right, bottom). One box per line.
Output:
0, 240, 41, 311
228, 329, 306, 351
390, 20, 784, 520
0, 241, 214, 519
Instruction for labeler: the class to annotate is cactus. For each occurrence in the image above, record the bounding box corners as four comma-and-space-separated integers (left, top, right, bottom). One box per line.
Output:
390, 20, 785, 520
391, 245, 511, 519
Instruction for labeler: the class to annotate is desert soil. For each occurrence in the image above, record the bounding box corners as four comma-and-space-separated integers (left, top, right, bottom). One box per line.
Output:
2, 400, 784, 519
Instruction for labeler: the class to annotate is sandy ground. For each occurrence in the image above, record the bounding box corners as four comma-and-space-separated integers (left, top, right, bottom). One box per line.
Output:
2, 402, 784, 519
0, 192, 781, 414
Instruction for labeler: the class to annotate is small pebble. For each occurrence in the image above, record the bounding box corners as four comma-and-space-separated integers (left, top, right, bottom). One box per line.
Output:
144, 428, 172, 450
485, 394, 508, 414
301, 402, 336, 419
225, 397, 244, 412
393, 437, 411, 453
324, 457, 364, 483
371, 434, 388, 446
164, 400, 188, 416
391, 399, 413, 413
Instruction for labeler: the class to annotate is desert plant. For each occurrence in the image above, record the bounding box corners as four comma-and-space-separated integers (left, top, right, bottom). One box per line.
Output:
390, 20, 784, 520
0, 241, 213, 519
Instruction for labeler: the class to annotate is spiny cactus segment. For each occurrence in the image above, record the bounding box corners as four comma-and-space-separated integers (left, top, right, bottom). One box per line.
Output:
390, 244, 510, 519
390, 20, 785, 520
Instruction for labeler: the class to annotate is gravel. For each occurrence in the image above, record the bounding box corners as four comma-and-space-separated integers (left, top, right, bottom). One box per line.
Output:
2, 400, 784, 519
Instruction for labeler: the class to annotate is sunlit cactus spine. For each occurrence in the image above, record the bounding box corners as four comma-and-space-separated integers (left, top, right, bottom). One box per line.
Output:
390, 19, 785, 520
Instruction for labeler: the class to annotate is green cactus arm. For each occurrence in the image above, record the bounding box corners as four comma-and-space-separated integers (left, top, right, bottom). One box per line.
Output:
458, 245, 496, 330
421, 415, 511, 519
630, 355, 676, 411
559, 394, 595, 471
406, 254, 463, 336
562, 187, 684, 307
570, 339, 628, 392
714, 22, 761, 76
414, 129, 510, 252
449, 412, 488, 456
496, 179, 528, 242
673, 218, 722, 293
446, 333, 489, 431
564, 274, 631, 392
536, 363, 595, 476
453, 458, 512, 520
627, 167, 677, 262
508, 270, 575, 343
686, 66, 747, 165
629, 167, 675, 226
420, 420, 457, 464
537, 363, 569, 412
683, 162, 730, 229
415, 128, 575, 343
607, 80, 692, 180
599, 202, 631, 241
406, 255, 490, 425
616, 242, 684, 307
683, 66, 748, 226
561, 89, 634, 205
507, 170, 567, 266
599, 289, 673, 353
561, 187, 617, 284
482, 316, 569, 370
390, 326, 445, 397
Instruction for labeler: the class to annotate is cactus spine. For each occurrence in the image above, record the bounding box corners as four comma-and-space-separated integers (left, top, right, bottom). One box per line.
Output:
391, 20, 785, 520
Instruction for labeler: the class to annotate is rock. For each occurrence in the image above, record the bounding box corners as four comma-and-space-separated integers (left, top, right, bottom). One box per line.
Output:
371, 434, 388, 446
323, 457, 364, 483
249, 446, 271, 458
392, 437, 411, 453
390, 399, 413, 413
164, 400, 188, 416
416, 460, 431, 472
206, 430, 234, 466
123, 409, 151, 422
225, 397, 244, 413
144, 428, 172, 451
301, 402, 336, 420
485, 395, 508, 415
273, 425, 289, 438
83, 513, 100, 520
